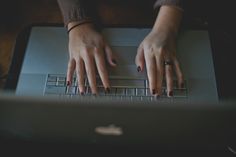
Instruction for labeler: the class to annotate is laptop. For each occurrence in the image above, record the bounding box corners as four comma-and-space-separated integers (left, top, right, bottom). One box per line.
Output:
3, 25, 235, 154
5, 26, 219, 102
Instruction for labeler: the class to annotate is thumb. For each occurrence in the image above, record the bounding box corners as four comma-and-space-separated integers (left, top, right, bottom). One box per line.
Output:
104, 43, 117, 67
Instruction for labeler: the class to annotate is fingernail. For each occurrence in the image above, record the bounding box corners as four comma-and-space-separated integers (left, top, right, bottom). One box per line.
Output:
152, 89, 156, 95
137, 66, 141, 72
112, 59, 117, 65
105, 87, 111, 94
168, 91, 173, 97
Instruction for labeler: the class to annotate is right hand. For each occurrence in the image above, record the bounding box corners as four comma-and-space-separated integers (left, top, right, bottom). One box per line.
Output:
135, 29, 184, 97
67, 22, 116, 95
135, 6, 184, 97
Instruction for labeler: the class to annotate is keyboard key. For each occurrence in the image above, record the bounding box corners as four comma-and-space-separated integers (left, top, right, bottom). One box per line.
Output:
104, 88, 116, 96
84, 78, 89, 87
85, 87, 92, 94
47, 81, 57, 86
66, 86, 77, 94
47, 76, 57, 82
109, 78, 146, 88
98, 87, 106, 95
116, 88, 125, 95
145, 88, 151, 96
162, 88, 167, 96
96, 77, 103, 87
136, 88, 145, 96
145, 79, 149, 88
57, 77, 66, 82
126, 88, 135, 96
57, 81, 65, 87
72, 77, 77, 86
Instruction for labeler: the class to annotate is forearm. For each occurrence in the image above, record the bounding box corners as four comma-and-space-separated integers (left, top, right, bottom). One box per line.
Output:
154, 0, 183, 11
152, 5, 183, 36
57, 0, 92, 26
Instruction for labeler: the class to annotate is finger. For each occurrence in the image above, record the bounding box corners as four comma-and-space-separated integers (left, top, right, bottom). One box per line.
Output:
66, 59, 76, 86
104, 44, 117, 67
173, 59, 184, 89
94, 48, 110, 90
155, 56, 164, 96
165, 63, 174, 97
83, 51, 97, 95
135, 44, 145, 72
76, 58, 85, 95
144, 53, 157, 95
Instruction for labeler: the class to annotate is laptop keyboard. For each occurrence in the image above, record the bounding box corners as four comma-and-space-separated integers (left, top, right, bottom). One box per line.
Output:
44, 74, 188, 101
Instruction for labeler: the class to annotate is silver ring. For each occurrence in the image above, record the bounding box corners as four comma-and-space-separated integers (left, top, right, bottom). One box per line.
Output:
164, 60, 173, 66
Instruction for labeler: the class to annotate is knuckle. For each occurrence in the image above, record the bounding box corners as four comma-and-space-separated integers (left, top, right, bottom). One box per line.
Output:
145, 44, 167, 57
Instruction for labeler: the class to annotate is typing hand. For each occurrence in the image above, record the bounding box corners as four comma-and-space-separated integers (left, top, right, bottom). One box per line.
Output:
135, 6, 184, 97
135, 30, 184, 97
67, 23, 116, 95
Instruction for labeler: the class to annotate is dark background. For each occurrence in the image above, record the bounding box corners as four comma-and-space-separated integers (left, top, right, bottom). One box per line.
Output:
0, 0, 236, 99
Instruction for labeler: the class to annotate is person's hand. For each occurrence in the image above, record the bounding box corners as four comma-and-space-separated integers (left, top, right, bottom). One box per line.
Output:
135, 6, 184, 97
67, 22, 116, 95
135, 29, 184, 97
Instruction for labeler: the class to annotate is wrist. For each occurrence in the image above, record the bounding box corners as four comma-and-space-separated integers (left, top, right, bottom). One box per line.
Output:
67, 20, 93, 34
152, 5, 183, 35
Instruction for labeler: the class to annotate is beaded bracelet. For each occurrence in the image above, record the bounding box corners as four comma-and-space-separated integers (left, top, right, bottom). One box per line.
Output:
67, 20, 93, 34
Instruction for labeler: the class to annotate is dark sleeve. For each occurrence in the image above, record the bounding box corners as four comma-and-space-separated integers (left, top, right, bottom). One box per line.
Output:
154, 0, 183, 10
57, 0, 92, 26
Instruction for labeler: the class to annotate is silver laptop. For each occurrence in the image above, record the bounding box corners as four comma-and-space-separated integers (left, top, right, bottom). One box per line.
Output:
1, 27, 236, 153
14, 26, 218, 103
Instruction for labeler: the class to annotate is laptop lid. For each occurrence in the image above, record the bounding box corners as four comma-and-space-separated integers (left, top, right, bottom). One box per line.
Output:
0, 94, 235, 148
